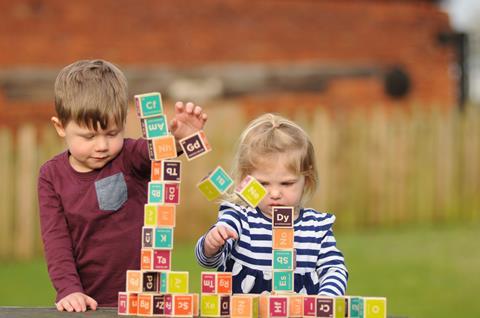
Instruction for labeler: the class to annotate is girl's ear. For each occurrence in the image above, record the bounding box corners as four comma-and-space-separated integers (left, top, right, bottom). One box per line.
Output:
51, 117, 66, 137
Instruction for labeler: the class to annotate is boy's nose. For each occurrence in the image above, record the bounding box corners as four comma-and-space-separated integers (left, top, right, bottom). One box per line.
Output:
94, 136, 108, 151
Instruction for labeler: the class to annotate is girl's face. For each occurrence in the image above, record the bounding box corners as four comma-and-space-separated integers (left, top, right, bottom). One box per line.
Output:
250, 153, 305, 218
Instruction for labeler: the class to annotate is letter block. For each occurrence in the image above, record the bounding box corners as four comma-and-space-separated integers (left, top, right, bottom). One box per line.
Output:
118, 292, 138, 315
138, 293, 154, 316
141, 115, 169, 139
153, 249, 172, 270
167, 271, 189, 294
259, 294, 289, 318
201, 294, 230, 317
172, 294, 199, 317
364, 297, 386, 318
316, 297, 334, 318
272, 271, 294, 293
335, 297, 348, 318
230, 294, 259, 318
152, 294, 166, 316
201, 272, 233, 294
154, 227, 174, 249
349, 296, 364, 318
288, 294, 304, 317
135, 92, 163, 118
141, 249, 153, 270
148, 182, 164, 204
272, 250, 295, 271
164, 182, 181, 205
148, 135, 178, 160
145, 204, 176, 227
197, 166, 234, 201
272, 228, 295, 250
179, 130, 212, 161
303, 296, 317, 317
272, 207, 294, 228
152, 160, 182, 182
126, 270, 142, 293
235, 175, 267, 208
142, 227, 154, 248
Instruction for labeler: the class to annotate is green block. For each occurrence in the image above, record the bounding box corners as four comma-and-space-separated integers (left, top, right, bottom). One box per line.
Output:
335, 297, 347, 318
273, 250, 294, 270
154, 228, 173, 249
238, 178, 267, 208
350, 297, 364, 318
273, 271, 294, 292
364, 297, 386, 318
201, 294, 220, 316
198, 179, 222, 201
167, 271, 189, 294
144, 204, 157, 226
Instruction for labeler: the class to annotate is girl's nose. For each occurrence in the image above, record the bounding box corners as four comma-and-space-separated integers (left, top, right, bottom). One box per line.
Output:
269, 187, 281, 199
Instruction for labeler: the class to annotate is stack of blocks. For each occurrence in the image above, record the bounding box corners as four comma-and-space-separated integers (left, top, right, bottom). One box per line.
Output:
200, 272, 233, 317
118, 92, 212, 317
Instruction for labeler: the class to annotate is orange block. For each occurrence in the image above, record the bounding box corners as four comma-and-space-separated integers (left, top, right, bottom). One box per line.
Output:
217, 273, 233, 294
138, 294, 153, 316
231, 294, 259, 318
148, 135, 177, 160
151, 161, 163, 181
128, 293, 138, 315
157, 205, 176, 227
126, 270, 142, 293
288, 294, 304, 317
173, 294, 194, 316
272, 228, 295, 249
141, 249, 153, 270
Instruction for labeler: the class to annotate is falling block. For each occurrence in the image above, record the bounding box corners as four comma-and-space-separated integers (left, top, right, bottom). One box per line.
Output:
272, 271, 294, 293
197, 166, 234, 201
148, 135, 178, 160
141, 115, 169, 139
148, 182, 164, 204
316, 296, 335, 318
287, 294, 303, 318
259, 294, 289, 318
118, 292, 138, 315
272, 250, 295, 271
349, 296, 364, 318
272, 228, 295, 250
179, 130, 212, 161
272, 207, 294, 228
201, 272, 233, 294
151, 160, 182, 182
166, 271, 189, 294
235, 175, 267, 208
135, 92, 163, 118
154, 227, 174, 249
364, 297, 387, 318
153, 249, 172, 270
201, 294, 230, 317
144, 204, 176, 227
230, 294, 259, 318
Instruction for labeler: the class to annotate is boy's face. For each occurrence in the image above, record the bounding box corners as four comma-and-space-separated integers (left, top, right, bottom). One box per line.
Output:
250, 153, 305, 218
52, 117, 124, 172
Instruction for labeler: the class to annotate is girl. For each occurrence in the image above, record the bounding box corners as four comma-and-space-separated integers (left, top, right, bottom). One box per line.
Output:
195, 113, 348, 295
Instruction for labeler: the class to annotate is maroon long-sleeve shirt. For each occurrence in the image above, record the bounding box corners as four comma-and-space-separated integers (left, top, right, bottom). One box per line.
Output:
37, 138, 150, 306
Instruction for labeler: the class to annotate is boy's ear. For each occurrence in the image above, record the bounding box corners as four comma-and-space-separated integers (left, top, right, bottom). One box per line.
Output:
51, 117, 66, 137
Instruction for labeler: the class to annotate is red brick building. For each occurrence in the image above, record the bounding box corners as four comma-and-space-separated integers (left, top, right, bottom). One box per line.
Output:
0, 0, 458, 125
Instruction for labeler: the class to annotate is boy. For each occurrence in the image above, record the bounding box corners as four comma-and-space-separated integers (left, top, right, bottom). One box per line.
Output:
38, 59, 207, 312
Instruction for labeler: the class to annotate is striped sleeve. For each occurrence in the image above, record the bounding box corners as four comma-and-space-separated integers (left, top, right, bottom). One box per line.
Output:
316, 219, 348, 296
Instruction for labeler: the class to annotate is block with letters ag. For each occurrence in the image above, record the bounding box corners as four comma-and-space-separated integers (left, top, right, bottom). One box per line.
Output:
135, 92, 163, 118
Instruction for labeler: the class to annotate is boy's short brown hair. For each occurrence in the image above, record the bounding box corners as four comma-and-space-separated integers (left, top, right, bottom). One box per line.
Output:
54, 59, 128, 130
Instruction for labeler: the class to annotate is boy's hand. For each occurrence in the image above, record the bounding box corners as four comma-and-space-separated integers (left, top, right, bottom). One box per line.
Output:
55, 292, 98, 312
169, 101, 208, 141
204, 225, 238, 257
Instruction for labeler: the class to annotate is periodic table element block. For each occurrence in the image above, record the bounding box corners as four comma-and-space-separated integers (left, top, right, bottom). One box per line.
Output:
148, 182, 164, 204
126, 270, 142, 293
272, 271, 294, 293
118, 292, 138, 315
272, 250, 295, 271
303, 295, 317, 317
164, 294, 174, 316
142, 227, 154, 248
201, 294, 230, 317
349, 296, 364, 318
334, 297, 348, 318
135, 92, 163, 118
201, 272, 233, 294
154, 227, 174, 249
140, 115, 169, 139
153, 249, 172, 270
152, 294, 166, 316
138, 293, 154, 316
164, 182, 181, 205
148, 135, 178, 160
140, 249, 153, 270
167, 271, 189, 294
316, 296, 335, 318
287, 294, 303, 318
364, 297, 386, 318
272, 228, 295, 250
259, 294, 289, 318
197, 166, 234, 201
144, 204, 158, 226
173, 294, 197, 317
179, 130, 212, 161
235, 175, 267, 208
217, 272, 233, 294
272, 207, 294, 228
142, 271, 160, 293
145, 204, 176, 227
152, 160, 182, 182
230, 294, 259, 318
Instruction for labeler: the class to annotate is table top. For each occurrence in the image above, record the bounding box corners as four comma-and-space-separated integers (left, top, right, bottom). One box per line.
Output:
0, 307, 117, 318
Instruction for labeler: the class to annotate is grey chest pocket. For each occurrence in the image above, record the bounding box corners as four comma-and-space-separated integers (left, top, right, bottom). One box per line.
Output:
95, 173, 128, 211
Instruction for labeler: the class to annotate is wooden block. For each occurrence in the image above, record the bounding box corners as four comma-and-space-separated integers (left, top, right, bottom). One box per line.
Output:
216, 272, 233, 294
201, 294, 230, 317
302, 296, 317, 317
272, 228, 294, 250
272, 207, 294, 228
142, 227, 154, 248
173, 294, 195, 317
272, 250, 295, 271
148, 135, 178, 160
153, 249, 172, 270
135, 92, 163, 118
287, 294, 303, 317
160, 271, 168, 293
235, 175, 267, 208
260, 295, 289, 318
364, 297, 386, 318
334, 296, 348, 318
201, 272, 233, 294
118, 292, 138, 315
179, 130, 212, 161
145, 204, 176, 227
141, 249, 153, 270
141, 115, 169, 139
138, 293, 154, 316
349, 296, 364, 318
144, 204, 158, 226
230, 294, 259, 318
272, 271, 294, 293
150, 160, 182, 182
126, 270, 142, 293
154, 227, 174, 249
152, 294, 166, 316
142, 271, 160, 293
316, 296, 334, 318
164, 294, 173, 316
148, 182, 164, 204
164, 182, 181, 205
167, 271, 189, 294
197, 166, 233, 201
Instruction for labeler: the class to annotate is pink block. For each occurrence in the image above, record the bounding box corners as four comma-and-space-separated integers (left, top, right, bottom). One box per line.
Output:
269, 297, 288, 317
202, 273, 217, 293
153, 249, 171, 270
164, 183, 180, 205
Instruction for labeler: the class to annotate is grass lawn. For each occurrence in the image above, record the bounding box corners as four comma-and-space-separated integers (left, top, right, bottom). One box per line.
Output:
0, 223, 478, 317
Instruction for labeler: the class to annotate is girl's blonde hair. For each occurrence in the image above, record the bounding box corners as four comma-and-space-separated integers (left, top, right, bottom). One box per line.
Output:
54, 59, 128, 130
227, 113, 318, 205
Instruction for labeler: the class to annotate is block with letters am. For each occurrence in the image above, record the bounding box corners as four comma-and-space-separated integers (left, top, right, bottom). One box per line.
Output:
141, 115, 169, 139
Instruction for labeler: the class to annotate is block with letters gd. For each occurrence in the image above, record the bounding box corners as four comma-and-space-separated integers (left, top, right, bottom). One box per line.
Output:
179, 130, 212, 161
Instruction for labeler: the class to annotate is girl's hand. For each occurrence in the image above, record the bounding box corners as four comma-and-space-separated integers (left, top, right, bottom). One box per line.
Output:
169, 101, 208, 141
204, 225, 238, 257
55, 292, 98, 312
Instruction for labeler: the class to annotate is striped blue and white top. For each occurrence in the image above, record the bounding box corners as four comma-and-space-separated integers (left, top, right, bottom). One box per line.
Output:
195, 201, 348, 296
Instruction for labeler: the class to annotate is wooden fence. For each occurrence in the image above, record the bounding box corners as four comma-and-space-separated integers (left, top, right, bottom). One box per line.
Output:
1, 105, 479, 260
